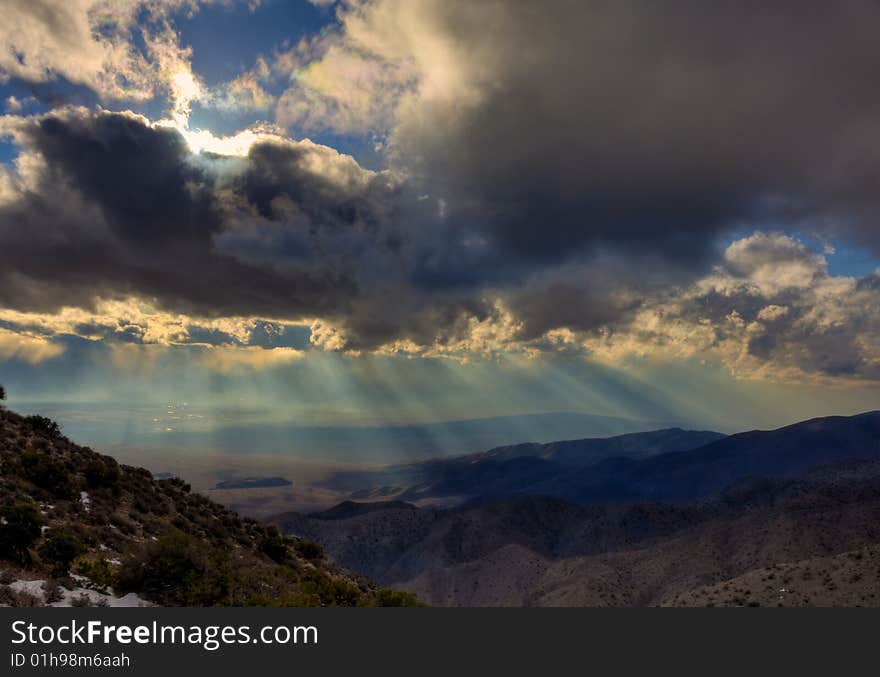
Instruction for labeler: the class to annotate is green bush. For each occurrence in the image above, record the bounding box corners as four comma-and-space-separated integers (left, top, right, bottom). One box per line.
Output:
24, 415, 61, 438
292, 538, 324, 561
0, 502, 42, 563
18, 448, 76, 498
259, 535, 289, 563
116, 531, 231, 606
374, 588, 427, 607
74, 559, 116, 592
244, 571, 365, 608
297, 571, 362, 607
84, 458, 120, 490
38, 531, 85, 576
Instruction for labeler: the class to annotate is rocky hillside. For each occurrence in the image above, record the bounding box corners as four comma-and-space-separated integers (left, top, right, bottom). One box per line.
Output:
274, 459, 880, 606
663, 544, 880, 607
0, 401, 421, 607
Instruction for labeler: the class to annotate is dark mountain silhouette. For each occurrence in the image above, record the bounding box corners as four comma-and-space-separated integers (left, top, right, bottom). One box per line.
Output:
311, 500, 418, 521
536, 411, 880, 504
322, 412, 880, 506
480, 428, 726, 465
322, 428, 724, 502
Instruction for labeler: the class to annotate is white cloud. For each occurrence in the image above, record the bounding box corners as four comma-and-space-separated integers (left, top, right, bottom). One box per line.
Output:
0, 297, 273, 347
0, 327, 64, 364
564, 233, 880, 383
0, 1, 216, 108
272, 0, 483, 138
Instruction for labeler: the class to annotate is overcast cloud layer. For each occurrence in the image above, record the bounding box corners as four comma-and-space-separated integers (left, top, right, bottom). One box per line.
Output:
1, 1, 879, 383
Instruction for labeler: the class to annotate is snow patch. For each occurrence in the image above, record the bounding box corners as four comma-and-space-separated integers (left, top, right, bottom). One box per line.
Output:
5, 578, 150, 608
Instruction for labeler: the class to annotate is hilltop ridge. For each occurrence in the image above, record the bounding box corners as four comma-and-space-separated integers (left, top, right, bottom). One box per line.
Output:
0, 401, 421, 607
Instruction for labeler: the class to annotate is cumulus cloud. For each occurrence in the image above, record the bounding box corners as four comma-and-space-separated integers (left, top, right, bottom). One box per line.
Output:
0, 107, 490, 353
0, 1, 210, 103
206, 57, 274, 112
0, 108, 404, 319
277, 0, 880, 263
0, 298, 304, 349
550, 233, 880, 383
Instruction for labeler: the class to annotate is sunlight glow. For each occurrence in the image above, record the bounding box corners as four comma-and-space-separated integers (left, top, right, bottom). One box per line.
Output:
161, 67, 266, 157
177, 127, 267, 156
169, 68, 202, 128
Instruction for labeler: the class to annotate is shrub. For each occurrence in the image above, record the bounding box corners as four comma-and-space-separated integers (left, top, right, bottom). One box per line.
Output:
42, 580, 64, 604
292, 538, 324, 561
0, 585, 42, 607
297, 571, 362, 607
24, 415, 61, 438
159, 477, 191, 493
109, 514, 136, 535
38, 531, 85, 576
18, 448, 76, 499
374, 588, 427, 607
84, 458, 120, 490
259, 535, 289, 563
0, 502, 42, 563
116, 531, 231, 606
74, 558, 116, 592
70, 593, 107, 608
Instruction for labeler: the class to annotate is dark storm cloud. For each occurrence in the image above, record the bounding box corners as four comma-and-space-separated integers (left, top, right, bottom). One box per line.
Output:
0, 110, 387, 320
383, 0, 880, 262
503, 265, 645, 341
237, 142, 398, 236
0, 108, 500, 350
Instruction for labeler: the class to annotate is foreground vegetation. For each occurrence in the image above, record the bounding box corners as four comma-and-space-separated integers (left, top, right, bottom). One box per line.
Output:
0, 388, 423, 607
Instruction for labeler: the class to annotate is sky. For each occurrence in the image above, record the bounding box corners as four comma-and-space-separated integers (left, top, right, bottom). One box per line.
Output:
1, 1, 880, 460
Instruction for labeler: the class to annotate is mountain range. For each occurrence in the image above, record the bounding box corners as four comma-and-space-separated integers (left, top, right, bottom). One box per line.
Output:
320, 427, 724, 503
274, 411, 880, 606
319, 413, 880, 506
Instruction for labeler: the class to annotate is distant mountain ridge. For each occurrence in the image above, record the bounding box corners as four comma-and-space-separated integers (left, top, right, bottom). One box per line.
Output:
321, 412, 880, 507
465, 427, 726, 465
321, 427, 724, 503
535, 411, 880, 504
